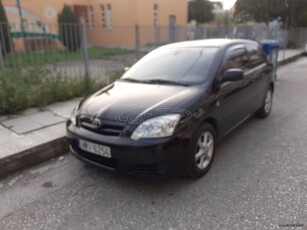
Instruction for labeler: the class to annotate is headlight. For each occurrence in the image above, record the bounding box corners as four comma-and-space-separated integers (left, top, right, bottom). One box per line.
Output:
131, 114, 181, 140
70, 105, 79, 126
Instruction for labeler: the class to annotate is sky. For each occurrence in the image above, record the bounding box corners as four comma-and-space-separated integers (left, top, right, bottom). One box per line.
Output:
210, 0, 237, 10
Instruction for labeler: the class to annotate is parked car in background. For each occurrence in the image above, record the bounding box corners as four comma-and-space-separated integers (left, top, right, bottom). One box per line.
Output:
67, 39, 274, 178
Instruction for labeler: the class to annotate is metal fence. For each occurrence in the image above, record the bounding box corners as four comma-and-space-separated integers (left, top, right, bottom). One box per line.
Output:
1, 21, 307, 81
190, 24, 307, 50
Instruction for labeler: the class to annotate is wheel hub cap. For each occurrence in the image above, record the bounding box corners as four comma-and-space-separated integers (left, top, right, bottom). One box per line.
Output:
195, 131, 214, 170
264, 90, 272, 113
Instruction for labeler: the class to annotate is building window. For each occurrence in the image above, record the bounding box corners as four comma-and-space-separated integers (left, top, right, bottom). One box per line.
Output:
88, 6, 95, 29
154, 4, 158, 26
107, 4, 112, 29
101, 5, 106, 28
84, 7, 89, 25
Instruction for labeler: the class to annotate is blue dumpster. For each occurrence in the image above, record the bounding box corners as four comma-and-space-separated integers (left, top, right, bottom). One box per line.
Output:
260, 40, 280, 80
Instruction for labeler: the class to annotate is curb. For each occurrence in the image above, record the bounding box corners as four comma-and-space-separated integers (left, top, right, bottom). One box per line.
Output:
0, 137, 68, 179
278, 52, 304, 66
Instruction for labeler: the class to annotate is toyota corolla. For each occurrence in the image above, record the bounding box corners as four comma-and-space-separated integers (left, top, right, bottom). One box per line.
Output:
66, 39, 274, 178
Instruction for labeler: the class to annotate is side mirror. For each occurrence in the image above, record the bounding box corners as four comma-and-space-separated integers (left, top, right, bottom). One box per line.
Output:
123, 67, 130, 73
223, 68, 244, 82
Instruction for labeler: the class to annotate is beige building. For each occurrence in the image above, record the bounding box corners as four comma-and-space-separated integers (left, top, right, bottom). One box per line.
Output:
2, 0, 188, 50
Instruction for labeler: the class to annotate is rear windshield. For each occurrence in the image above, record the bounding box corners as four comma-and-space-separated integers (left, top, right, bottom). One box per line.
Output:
122, 47, 218, 85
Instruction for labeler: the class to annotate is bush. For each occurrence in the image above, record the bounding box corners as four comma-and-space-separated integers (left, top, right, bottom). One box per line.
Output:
58, 5, 81, 52
0, 67, 114, 114
287, 41, 298, 49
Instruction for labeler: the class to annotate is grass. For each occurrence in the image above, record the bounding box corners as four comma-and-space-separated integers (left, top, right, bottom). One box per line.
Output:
0, 47, 126, 114
0, 67, 123, 115
3, 47, 133, 68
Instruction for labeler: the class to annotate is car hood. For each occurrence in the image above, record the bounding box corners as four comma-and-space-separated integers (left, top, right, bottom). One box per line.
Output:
79, 81, 202, 124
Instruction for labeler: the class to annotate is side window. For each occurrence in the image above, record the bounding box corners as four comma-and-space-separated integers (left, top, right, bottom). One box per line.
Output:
223, 48, 249, 72
246, 44, 266, 69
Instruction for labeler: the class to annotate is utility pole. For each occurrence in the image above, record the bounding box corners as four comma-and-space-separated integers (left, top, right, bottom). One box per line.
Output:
283, 0, 290, 59
224, 10, 229, 38
284, 0, 290, 30
16, 0, 28, 52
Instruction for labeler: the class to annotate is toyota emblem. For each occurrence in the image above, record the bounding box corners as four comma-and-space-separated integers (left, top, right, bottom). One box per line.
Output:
91, 118, 101, 129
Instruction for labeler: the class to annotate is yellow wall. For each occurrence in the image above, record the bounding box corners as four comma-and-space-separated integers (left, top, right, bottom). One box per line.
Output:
93, 0, 187, 26
2, 0, 188, 49
88, 0, 188, 47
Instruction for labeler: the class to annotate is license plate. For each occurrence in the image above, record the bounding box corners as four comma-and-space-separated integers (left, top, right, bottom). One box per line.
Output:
78, 139, 111, 158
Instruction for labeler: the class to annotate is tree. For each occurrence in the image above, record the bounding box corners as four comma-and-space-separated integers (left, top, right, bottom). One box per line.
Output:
0, 0, 11, 56
188, 0, 215, 24
58, 5, 81, 52
235, 0, 307, 27
213, 1, 223, 10
235, 0, 285, 26
288, 0, 307, 27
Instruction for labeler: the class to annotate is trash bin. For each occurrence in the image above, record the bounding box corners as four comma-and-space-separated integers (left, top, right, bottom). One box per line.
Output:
260, 40, 280, 80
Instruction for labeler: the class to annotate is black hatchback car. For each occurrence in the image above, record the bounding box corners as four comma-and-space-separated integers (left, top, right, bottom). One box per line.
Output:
67, 39, 274, 178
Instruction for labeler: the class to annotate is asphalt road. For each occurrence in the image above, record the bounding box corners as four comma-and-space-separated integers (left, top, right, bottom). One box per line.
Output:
1, 58, 307, 230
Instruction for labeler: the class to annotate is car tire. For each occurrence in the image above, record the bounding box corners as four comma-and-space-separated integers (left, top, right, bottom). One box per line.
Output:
188, 123, 216, 178
256, 86, 273, 118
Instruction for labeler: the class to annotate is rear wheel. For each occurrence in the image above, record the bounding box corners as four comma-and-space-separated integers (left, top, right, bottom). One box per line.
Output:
188, 123, 216, 178
256, 86, 273, 118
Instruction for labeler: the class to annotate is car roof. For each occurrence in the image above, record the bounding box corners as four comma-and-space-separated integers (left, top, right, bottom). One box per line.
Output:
161, 39, 259, 49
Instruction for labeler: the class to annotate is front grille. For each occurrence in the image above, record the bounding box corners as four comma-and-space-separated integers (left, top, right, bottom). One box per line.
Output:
130, 163, 166, 175
79, 116, 125, 136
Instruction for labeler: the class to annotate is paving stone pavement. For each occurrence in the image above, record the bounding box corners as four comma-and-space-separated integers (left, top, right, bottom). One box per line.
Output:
0, 98, 80, 160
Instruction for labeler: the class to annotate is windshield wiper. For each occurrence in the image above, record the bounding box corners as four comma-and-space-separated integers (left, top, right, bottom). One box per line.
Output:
144, 79, 189, 86
120, 78, 144, 83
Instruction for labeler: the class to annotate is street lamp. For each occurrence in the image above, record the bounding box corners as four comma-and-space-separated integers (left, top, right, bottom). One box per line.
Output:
224, 9, 229, 38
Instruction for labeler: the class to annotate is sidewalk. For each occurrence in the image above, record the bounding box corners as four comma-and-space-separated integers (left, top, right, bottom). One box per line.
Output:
278, 49, 304, 63
0, 99, 80, 178
0, 49, 305, 178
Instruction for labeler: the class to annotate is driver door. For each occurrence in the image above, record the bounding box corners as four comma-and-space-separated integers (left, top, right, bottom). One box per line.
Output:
214, 45, 252, 135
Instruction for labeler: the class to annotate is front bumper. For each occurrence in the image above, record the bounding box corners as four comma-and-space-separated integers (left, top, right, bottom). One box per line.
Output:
67, 123, 190, 176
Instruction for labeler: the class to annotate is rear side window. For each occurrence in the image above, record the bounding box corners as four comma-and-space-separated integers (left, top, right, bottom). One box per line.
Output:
246, 44, 266, 69
223, 48, 249, 71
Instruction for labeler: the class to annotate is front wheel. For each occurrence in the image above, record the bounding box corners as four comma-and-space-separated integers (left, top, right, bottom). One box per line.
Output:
188, 123, 216, 178
256, 87, 273, 118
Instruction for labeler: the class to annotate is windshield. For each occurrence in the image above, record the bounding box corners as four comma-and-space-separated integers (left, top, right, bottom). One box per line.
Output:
122, 47, 218, 85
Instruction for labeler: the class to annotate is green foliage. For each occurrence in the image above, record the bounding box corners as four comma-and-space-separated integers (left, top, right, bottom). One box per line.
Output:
58, 5, 81, 52
290, 0, 307, 27
108, 69, 123, 83
0, 0, 11, 56
235, 0, 285, 25
213, 1, 223, 10
235, 0, 307, 27
0, 67, 121, 114
3, 47, 132, 68
209, 12, 235, 27
188, 0, 215, 24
